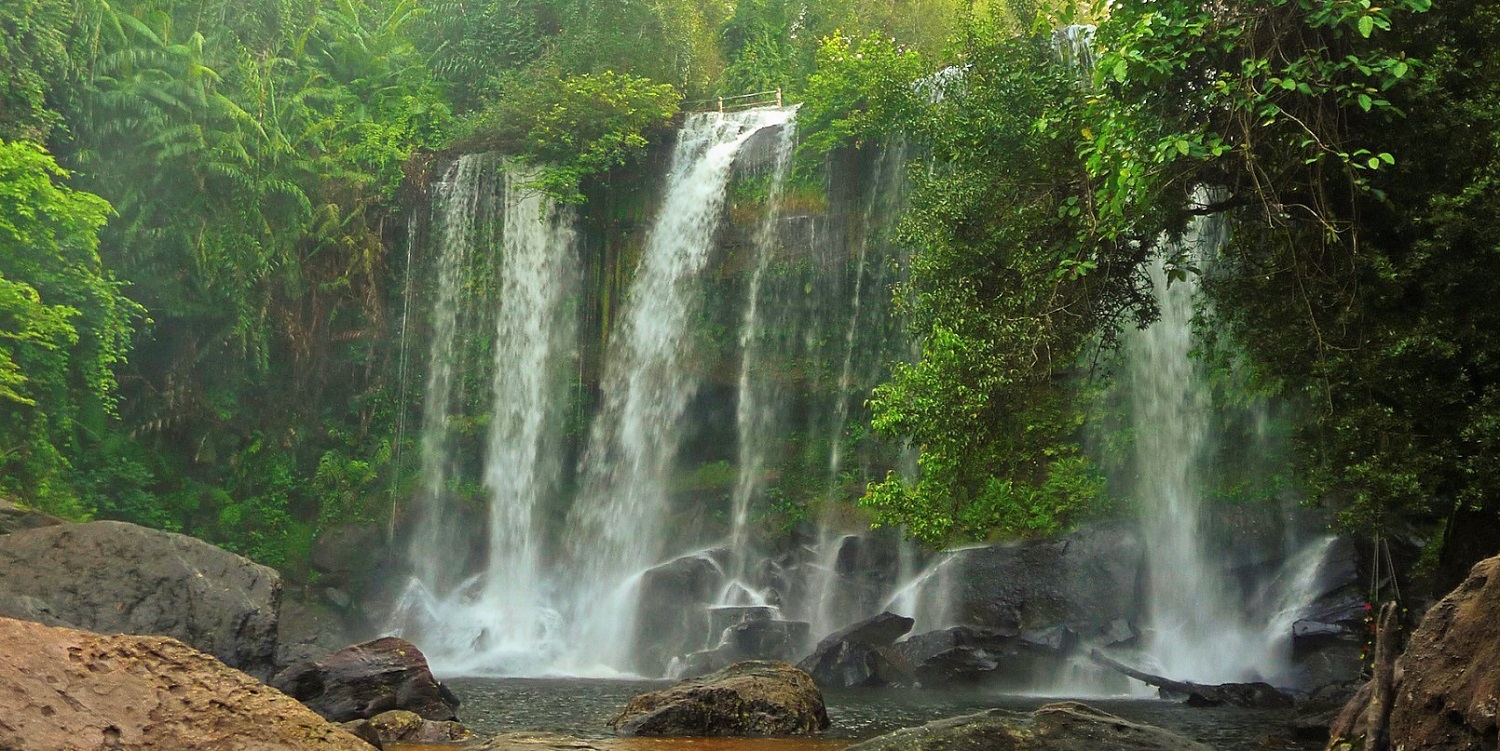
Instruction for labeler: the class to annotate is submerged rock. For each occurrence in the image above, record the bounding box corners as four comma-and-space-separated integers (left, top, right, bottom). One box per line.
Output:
342, 709, 473, 749
1328, 554, 1500, 751
896, 626, 1067, 688
0, 520, 281, 678
610, 660, 830, 736
843, 701, 1212, 751
799, 611, 915, 688
469, 732, 605, 751
0, 616, 371, 751
271, 636, 460, 723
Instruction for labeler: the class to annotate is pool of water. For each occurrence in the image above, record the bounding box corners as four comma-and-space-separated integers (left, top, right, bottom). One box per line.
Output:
439, 677, 1319, 750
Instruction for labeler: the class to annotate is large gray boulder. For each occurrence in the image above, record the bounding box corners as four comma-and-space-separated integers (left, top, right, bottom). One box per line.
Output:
610, 660, 830, 736
0, 617, 372, 751
844, 702, 1211, 751
632, 550, 728, 675
0, 520, 281, 678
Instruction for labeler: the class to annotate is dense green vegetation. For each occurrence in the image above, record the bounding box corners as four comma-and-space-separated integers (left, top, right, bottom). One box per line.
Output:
3, 0, 1498, 581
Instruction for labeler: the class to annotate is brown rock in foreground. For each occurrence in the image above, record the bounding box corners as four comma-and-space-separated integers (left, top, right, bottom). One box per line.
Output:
341, 709, 473, 749
0, 616, 373, 751
272, 636, 460, 722
843, 702, 1212, 751
1328, 554, 1500, 751
610, 660, 830, 736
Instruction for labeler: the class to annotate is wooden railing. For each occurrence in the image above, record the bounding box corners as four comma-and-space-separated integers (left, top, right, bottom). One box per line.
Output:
686, 88, 784, 113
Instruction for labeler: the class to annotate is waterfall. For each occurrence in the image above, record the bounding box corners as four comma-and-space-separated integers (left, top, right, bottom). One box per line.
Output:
562, 108, 795, 670
392, 157, 581, 676
1122, 210, 1329, 684
404, 155, 488, 594
723, 116, 798, 594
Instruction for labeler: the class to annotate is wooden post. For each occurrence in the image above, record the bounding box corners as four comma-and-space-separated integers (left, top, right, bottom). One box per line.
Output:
718, 97, 724, 113
776, 88, 783, 107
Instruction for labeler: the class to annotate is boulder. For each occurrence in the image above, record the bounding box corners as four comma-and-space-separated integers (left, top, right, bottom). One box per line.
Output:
941, 526, 1144, 643
1328, 554, 1500, 751
677, 613, 812, 678
342, 710, 473, 749
0, 616, 372, 751
632, 550, 727, 675
271, 636, 460, 723
895, 626, 1066, 687
610, 660, 830, 736
798, 611, 915, 688
0, 497, 64, 535
843, 701, 1211, 751
310, 524, 383, 585
277, 592, 361, 670
0, 520, 281, 678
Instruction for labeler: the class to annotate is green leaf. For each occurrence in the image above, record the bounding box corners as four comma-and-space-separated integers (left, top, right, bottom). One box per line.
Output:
1175, 138, 1191, 156
1358, 93, 1373, 111
1113, 59, 1128, 82
1358, 15, 1375, 37
1393, 61, 1409, 78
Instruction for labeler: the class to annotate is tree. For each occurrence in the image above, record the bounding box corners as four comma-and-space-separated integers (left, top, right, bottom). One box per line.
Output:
0, 139, 139, 516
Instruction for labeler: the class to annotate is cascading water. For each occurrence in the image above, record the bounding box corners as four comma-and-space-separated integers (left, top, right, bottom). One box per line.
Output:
403, 154, 490, 595
1121, 211, 1333, 685
561, 108, 796, 670
392, 157, 581, 675
723, 115, 799, 597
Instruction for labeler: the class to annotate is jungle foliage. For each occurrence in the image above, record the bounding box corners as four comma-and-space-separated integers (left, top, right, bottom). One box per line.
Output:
4, 0, 1498, 576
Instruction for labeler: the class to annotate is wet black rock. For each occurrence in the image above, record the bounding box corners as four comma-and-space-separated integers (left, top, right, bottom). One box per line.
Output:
895, 626, 1069, 688
632, 550, 727, 676
798, 611, 916, 688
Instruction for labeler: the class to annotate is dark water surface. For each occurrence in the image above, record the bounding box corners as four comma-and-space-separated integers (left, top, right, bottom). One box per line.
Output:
440, 677, 1319, 751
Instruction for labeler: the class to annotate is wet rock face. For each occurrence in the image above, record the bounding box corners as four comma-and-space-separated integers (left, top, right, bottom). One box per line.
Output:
843, 702, 1212, 751
632, 550, 728, 675
1329, 554, 1500, 751
0, 616, 372, 751
0, 520, 281, 679
271, 636, 460, 723
610, 660, 830, 736
944, 526, 1144, 642
798, 611, 916, 688
895, 626, 1068, 688
677, 611, 812, 678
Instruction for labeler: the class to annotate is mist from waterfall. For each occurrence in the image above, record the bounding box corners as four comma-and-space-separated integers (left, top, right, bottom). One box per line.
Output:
1120, 213, 1332, 685
391, 157, 582, 676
